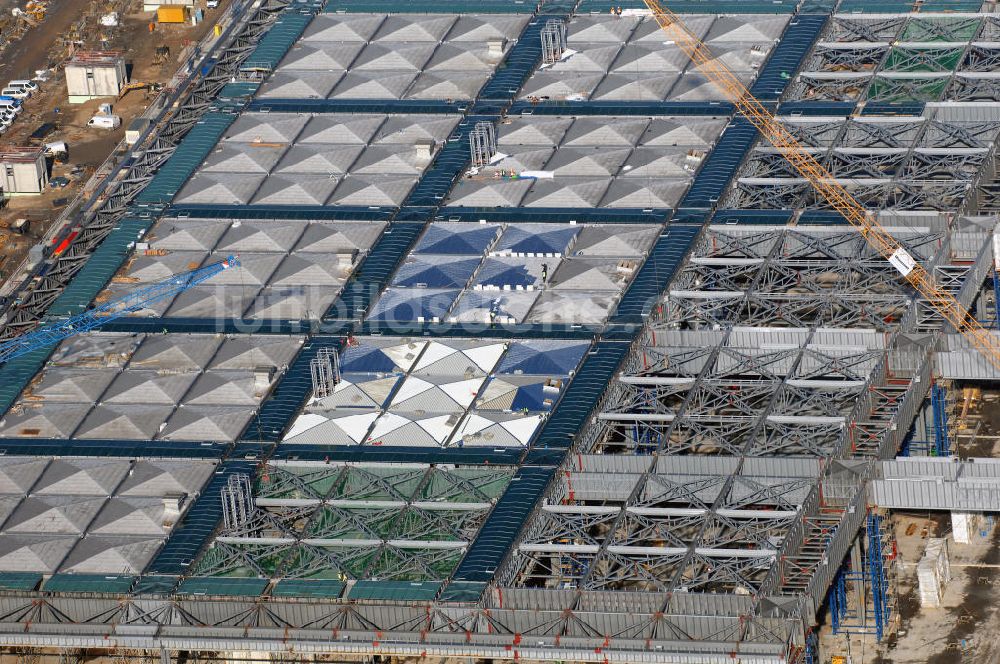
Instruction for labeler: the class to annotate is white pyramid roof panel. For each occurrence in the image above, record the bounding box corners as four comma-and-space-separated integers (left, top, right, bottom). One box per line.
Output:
669, 71, 753, 101
145, 218, 231, 251
550, 258, 631, 291
216, 220, 306, 253
283, 411, 378, 445
425, 43, 500, 72
488, 147, 555, 173
640, 117, 726, 147
102, 371, 197, 405
6, 495, 106, 534
123, 251, 208, 284
130, 334, 223, 371
561, 117, 649, 146
33, 459, 132, 496
521, 178, 611, 208
276, 42, 364, 72
353, 43, 437, 71
572, 225, 659, 258
446, 15, 529, 42
158, 406, 255, 442
59, 536, 162, 575
567, 15, 641, 43
372, 14, 457, 42
274, 145, 364, 175
27, 368, 116, 403
600, 177, 688, 208
704, 15, 788, 44
203, 252, 284, 286
210, 336, 304, 371
50, 333, 141, 368
200, 143, 286, 175
350, 145, 433, 176
269, 253, 354, 287
590, 73, 678, 101
257, 70, 342, 99
163, 285, 257, 319
621, 148, 694, 178
632, 14, 714, 42
498, 117, 574, 147
690, 43, 770, 74
89, 496, 178, 536
545, 147, 631, 176
76, 404, 176, 440
329, 174, 417, 206
251, 174, 340, 206
373, 115, 460, 144
412, 340, 507, 376
118, 460, 217, 497
446, 179, 532, 207
0, 458, 49, 494
329, 71, 417, 100
251, 285, 339, 320
0, 534, 76, 573
525, 291, 618, 325
548, 44, 623, 72
451, 291, 539, 325
457, 412, 542, 447
184, 371, 264, 406
175, 173, 264, 205
406, 71, 489, 101
302, 14, 385, 42
294, 220, 385, 254
0, 404, 91, 439
519, 72, 602, 101
225, 114, 310, 144
609, 44, 689, 74
297, 115, 385, 145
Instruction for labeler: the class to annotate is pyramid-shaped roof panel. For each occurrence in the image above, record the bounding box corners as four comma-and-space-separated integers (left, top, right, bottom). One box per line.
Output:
367, 288, 460, 322
572, 225, 659, 258
474, 256, 553, 290
59, 536, 162, 575
0, 534, 76, 573
225, 114, 310, 144
175, 173, 264, 205
519, 72, 602, 101
489, 147, 556, 173
184, 371, 263, 406
89, 496, 177, 536
250, 286, 340, 320
330, 174, 417, 206
0, 404, 91, 439
545, 147, 631, 176
498, 117, 574, 147
522, 178, 611, 208
62, 402, 172, 440
373, 115, 460, 144
632, 14, 714, 42
599, 177, 688, 208
497, 339, 590, 376
590, 73, 678, 101
274, 145, 364, 175
446, 15, 529, 42
34, 459, 132, 496
704, 15, 788, 44
302, 14, 385, 42
257, 70, 342, 99
640, 117, 726, 147
216, 220, 306, 253
28, 368, 116, 403
412, 340, 506, 376
406, 71, 488, 101
297, 115, 385, 145
200, 143, 286, 174
389, 375, 484, 412
146, 218, 230, 252
130, 334, 223, 371
372, 14, 457, 42
210, 336, 303, 371
163, 286, 257, 319
0, 458, 49, 494
414, 222, 501, 255
269, 253, 354, 287
159, 406, 255, 442
550, 258, 631, 291
475, 374, 563, 412
118, 460, 216, 497
339, 338, 426, 375
457, 412, 542, 447
620, 148, 691, 178
102, 371, 197, 405
392, 255, 480, 289
294, 221, 385, 254
495, 224, 579, 255
329, 71, 417, 100
312, 373, 401, 410
350, 145, 432, 176
250, 174, 340, 206
366, 412, 460, 447
547, 44, 622, 72
446, 179, 532, 207
609, 44, 690, 74
123, 252, 208, 284
562, 117, 649, 146
525, 291, 617, 325
50, 333, 140, 368
277, 42, 364, 71
6, 496, 106, 534
283, 411, 378, 445
203, 252, 284, 286
567, 15, 641, 43
425, 43, 500, 72
451, 291, 538, 324
353, 43, 437, 72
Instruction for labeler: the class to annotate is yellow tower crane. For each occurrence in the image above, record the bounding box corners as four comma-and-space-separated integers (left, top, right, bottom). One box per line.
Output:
645, 0, 1000, 372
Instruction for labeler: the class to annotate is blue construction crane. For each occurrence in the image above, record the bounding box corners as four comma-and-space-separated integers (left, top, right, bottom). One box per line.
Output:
0, 255, 240, 364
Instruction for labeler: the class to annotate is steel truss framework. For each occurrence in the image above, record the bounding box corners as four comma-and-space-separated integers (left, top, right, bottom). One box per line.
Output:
194, 462, 513, 581
498, 216, 993, 658
726, 112, 1000, 212
0, 0, 296, 340
791, 13, 1000, 103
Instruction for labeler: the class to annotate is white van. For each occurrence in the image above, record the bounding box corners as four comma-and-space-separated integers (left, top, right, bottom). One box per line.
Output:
87, 114, 121, 129
0, 87, 30, 99
7, 80, 37, 92
0, 101, 23, 115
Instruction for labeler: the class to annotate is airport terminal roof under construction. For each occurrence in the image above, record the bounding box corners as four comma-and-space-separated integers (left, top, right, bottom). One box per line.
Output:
0, 0, 998, 662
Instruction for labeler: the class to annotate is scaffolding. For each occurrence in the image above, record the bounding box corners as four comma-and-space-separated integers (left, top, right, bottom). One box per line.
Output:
468, 120, 497, 169
828, 511, 897, 642
221, 473, 256, 533
309, 347, 340, 399
540, 18, 567, 66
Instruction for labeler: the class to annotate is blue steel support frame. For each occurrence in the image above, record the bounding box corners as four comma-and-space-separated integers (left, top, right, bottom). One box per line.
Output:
828, 512, 893, 642
993, 270, 1000, 329
932, 383, 950, 458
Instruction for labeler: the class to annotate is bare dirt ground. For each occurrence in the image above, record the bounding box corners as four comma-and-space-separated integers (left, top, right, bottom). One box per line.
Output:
0, 0, 231, 284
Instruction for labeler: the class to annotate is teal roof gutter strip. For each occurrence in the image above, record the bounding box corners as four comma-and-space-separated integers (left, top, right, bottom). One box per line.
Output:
240, 9, 318, 72
750, 14, 829, 101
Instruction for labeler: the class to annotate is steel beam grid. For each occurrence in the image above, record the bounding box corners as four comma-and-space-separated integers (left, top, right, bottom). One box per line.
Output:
0, 0, 294, 340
